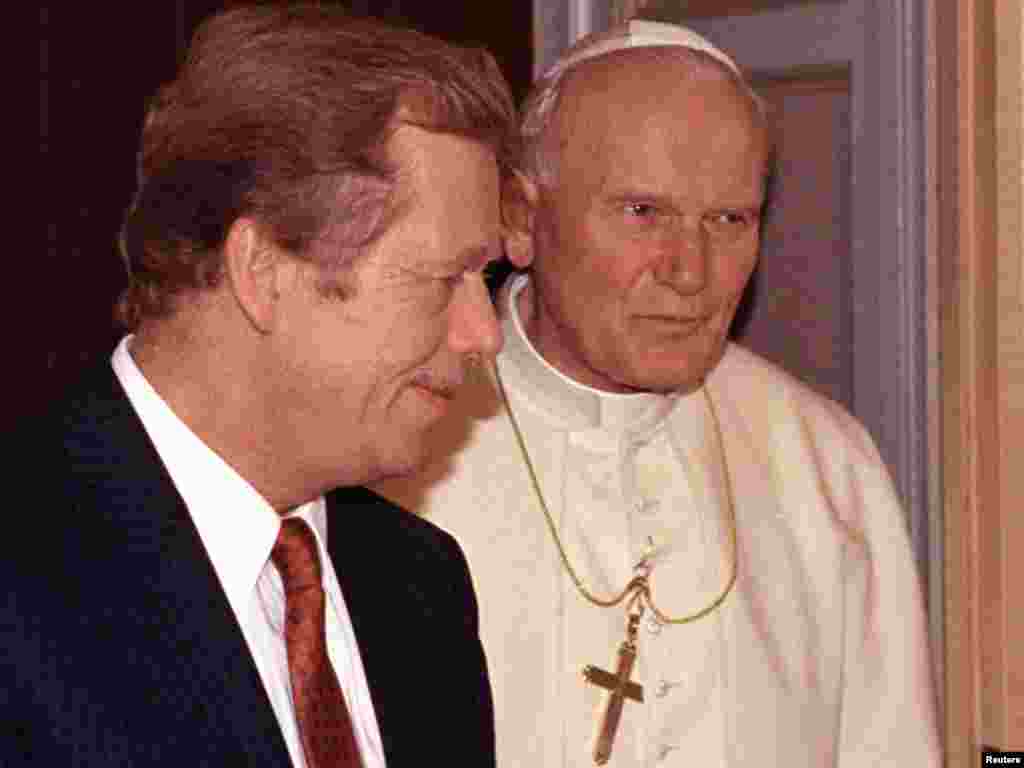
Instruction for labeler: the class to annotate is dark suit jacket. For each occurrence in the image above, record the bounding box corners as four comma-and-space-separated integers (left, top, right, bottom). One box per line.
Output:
1, 361, 495, 766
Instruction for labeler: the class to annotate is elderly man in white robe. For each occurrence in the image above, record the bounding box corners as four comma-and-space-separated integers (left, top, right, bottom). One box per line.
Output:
376, 20, 941, 768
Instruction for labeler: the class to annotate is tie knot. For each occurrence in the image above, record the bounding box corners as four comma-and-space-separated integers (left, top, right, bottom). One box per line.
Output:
272, 518, 323, 594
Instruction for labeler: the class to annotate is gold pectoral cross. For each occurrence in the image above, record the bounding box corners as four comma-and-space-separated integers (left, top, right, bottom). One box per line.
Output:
582, 610, 644, 765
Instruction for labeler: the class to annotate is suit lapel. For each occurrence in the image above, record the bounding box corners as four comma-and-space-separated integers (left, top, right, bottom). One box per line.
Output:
324, 485, 497, 768
71, 363, 293, 764
325, 487, 412, 766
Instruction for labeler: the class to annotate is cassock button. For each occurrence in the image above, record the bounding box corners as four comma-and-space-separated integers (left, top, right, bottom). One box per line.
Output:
654, 679, 676, 698
656, 744, 678, 762
646, 613, 663, 636
636, 498, 661, 516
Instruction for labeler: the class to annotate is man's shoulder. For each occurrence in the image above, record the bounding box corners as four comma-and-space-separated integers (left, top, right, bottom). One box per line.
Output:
714, 343, 882, 466
12, 358, 130, 478
715, 343, 830, 399
326, 485, 464, 561
717, 345, 862, 423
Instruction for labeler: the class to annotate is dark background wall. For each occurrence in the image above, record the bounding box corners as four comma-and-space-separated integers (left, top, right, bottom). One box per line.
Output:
35, 1, 531, 428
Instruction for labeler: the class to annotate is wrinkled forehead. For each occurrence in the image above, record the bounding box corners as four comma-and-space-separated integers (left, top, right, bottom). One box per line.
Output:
554, 51, 769, 196
558, 48, 759, 144
565, 46, 735, 101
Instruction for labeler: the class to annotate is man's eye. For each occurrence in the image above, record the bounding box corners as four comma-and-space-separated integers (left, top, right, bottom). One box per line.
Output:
704, 211, 757, 236
624, 202, 657, 218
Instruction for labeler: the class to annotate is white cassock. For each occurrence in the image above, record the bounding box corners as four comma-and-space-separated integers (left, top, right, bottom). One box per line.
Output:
375, 274, 940, 768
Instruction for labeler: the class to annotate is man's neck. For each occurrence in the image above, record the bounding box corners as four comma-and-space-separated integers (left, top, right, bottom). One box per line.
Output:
514, 277, 639, 395
130, 323, 319, 514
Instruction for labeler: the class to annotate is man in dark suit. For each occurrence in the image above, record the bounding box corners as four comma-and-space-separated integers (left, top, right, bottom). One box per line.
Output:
4, 5, 523, 765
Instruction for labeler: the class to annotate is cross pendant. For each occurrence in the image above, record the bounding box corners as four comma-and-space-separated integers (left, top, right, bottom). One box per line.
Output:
582, 612, 644, 765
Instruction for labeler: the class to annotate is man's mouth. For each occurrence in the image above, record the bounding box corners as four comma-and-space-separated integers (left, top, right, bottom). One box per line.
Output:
408, 372, 460, 405
634, 313, 710, 328
418, 383, 455, 400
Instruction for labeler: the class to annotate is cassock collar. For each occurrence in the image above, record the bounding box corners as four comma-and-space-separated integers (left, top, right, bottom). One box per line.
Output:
499, 273, 691, 438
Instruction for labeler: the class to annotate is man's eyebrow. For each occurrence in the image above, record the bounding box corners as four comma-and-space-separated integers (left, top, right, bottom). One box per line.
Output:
602, 190, 687, 212
603, 189, 763, 210
603, 189, 675, 204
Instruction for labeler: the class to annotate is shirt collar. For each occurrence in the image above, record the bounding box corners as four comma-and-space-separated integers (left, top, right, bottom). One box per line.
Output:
498, 274, 686, 437
111, 336, 327, 623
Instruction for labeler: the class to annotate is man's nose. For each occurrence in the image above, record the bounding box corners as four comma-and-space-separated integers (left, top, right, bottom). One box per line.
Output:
653, 219, 707, 294
449, 273, 503, 362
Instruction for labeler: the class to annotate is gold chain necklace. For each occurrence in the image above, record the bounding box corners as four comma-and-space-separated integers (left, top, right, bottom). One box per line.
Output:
493, 362, 739, 766
493, 364, 739, 624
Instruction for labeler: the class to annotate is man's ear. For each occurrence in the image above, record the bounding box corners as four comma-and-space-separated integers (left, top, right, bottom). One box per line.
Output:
502, 170, 540, 269
222, 218, 292, 333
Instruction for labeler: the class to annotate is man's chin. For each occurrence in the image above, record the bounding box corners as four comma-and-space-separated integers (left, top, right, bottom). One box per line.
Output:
374, 448, 428, 483
623, 373, 704, 396
351, 428, 425, 485
622, 344, 725, 394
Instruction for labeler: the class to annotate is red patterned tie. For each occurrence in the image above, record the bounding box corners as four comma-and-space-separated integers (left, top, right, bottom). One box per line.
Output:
272, 518, 363, 768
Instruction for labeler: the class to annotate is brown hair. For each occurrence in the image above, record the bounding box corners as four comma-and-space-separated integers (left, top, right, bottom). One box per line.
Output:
118, 3, 518, 328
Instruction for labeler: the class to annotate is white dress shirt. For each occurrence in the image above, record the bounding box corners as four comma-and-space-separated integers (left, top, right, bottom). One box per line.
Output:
112, 336, 386, 768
